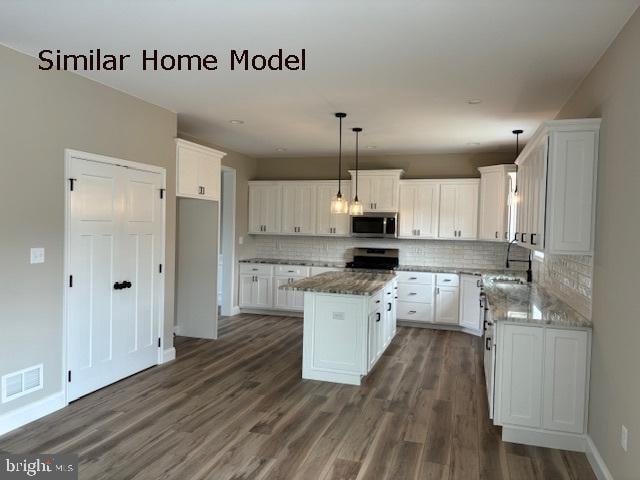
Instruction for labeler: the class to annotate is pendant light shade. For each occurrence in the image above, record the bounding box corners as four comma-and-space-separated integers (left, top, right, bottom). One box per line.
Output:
349, 127, 364, 216
512, 129, 523, 203
331, 113, 349, 214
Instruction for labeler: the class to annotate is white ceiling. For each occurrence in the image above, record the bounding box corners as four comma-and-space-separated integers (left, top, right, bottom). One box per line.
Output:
1, 0, 638, 157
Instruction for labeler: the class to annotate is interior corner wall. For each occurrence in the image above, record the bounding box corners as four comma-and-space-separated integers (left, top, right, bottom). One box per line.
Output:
0, 45, 177, 416
555, 7, 640, 478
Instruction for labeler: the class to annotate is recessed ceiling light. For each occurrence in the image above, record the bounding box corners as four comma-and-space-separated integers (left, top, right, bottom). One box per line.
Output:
229, 119, 244, 125
467, 142, 481, 146
365, 145, 377, 150
466, 99, 482, 105
276, 147, 287, 152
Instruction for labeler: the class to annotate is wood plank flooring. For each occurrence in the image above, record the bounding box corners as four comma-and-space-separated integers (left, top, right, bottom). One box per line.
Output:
0, 314, 596, 480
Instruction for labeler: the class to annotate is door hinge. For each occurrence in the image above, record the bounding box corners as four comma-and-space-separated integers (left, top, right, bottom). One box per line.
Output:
159, 188, 165, 199
69, 275, 73, 287
69, 178, 76, 191
159, 264, 163, 274
67, 370, 71, 382
158, 337, 162, 348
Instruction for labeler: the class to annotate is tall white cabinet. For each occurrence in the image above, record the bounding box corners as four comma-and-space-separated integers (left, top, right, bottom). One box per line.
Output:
438, 180, 479, 239
248, 182, 282, 234
478, 165, 516, 241
176, 139, 225, 201
515, 119, 600, 254
281, 182, 317, 235
398, 180, 439, 238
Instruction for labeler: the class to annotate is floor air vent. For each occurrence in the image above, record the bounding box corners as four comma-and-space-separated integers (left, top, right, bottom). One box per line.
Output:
1, 364, 43, 403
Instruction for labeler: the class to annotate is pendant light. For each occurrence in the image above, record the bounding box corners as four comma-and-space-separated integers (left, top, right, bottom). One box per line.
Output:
349, 127, 364, 216
330, 112, 349, 214
512, 129, 523, 197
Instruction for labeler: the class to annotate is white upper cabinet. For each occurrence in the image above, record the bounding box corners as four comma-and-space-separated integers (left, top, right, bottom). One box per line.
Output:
398, 180, 439, 238
248, 182, 281, 234
349, 170, 403, 212
281, 182, 317, 235
516, 119, 600, 254
176, 139, 225, 201
437, 180, 479, 240
478, 165, 516, 242
315, 181, 350, 236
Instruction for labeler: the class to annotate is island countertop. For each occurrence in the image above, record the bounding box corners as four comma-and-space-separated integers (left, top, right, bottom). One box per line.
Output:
281, 271, 396, 296
482, 275, 592, 329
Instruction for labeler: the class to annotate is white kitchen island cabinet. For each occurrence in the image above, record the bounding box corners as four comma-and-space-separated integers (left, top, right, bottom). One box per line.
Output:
283, 271, 397, 385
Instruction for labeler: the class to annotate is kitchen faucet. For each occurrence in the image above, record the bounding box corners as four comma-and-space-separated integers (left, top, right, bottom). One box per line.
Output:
505, 239, 533, 283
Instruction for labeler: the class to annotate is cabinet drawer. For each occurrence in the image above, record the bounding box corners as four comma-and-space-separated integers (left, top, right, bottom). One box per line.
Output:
397, 302, 433, 322
397, 284, 433, 303
369, 291, 383, 313
239, 263, 273, 276
396, 271, 434, 285
274, 265, 310, 277
436, 273, 459, 287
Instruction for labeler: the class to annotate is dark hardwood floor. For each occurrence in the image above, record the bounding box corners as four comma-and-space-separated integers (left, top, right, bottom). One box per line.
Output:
0, 314, 596, 479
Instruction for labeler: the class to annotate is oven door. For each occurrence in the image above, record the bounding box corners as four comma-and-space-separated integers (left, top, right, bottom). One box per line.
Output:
351, 214, 397, 238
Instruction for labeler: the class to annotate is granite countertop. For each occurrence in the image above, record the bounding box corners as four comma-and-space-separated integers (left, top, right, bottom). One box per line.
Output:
482, 275, 592, 329
239, 258, 346, 268
281, 271, 396, 296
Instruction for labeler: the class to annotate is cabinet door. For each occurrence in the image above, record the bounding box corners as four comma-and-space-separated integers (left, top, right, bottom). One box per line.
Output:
281, 184, 316, 235
435, 286, 459, 324
455, 183, 479, 239
500, 324, 543, 427
316, 182, 350, 236
177, 146, 200, 197
542, 329, 588, 433
368, 310, 379, 370
398, 184, 417, 237
273, 277, 291, 309
372, 176, 399, 211
479, 170, 504, 240
459, 275, 481, 331
415, 182, 439, 238
253, 275, 273, 308
358, 177, 374, 212
197, 153, 221, 201
239, 274, 255, 307
249, 183, 281, 234
438, 184, 457, 239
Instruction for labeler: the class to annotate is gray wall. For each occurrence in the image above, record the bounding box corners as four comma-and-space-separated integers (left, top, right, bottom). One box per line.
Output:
175, 199, 219, 338
556, 8, 640, 479
254, 151, 515, 180
0, 45, 177, 415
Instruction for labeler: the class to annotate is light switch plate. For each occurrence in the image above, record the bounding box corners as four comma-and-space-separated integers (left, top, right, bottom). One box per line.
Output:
238, 236, 244, 245
30, 247, 45, 264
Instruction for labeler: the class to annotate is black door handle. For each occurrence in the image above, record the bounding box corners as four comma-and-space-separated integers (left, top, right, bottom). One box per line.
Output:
123, 281, 132, 289
483, 319, 488, 331
376, 312, 381, 322
485, 337, 491, 351
114, 281, 123, 290
387, 303, 392, 311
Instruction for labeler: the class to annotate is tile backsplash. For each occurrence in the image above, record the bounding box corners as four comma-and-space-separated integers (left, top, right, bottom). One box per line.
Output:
533, 254, 593, 319
252, 236, 530, 270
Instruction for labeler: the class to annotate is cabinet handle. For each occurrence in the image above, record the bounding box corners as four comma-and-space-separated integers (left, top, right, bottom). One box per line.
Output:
459, 230, 462, 237
202, 186, 206, 195
530, 233, 537, 245
483, 319, 488, 331
521, 233, 526, 242
409, 277, 418, 280
409, 292, 417, 296
443, 279, 451, 282
376, 312, 381, 322
408, 310, 416, 314
436, 287, 440, 294
387, 303, 392, 312
376, 300, 381, 304
476, 279, 481, 288
495, 231, 498, 239
418, 229, 420, 236
514, 232, 519, 241
485, 337, 491, 351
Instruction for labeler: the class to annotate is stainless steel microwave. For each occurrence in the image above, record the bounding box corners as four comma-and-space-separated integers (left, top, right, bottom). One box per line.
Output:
351, 213, 398, 238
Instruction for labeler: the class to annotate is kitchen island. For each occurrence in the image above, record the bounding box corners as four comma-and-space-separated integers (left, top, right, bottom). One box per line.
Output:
282, 271, 397, 385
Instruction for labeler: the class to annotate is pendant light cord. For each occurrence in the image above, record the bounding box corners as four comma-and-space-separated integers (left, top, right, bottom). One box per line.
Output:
354, 129, 359, 201
338, 116, 342, 197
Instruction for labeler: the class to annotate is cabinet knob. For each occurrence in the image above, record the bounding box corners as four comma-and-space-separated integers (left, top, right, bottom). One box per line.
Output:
530, 233, 537, 245
495, 231, 499, 239
376, 312, 381, 322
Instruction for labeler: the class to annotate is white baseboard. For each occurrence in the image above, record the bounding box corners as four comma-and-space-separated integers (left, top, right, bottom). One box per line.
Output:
229, 306, 241, 316
397, 320, 482, 337
160, 347, 176, 364
0, 391, 66, 437
501, 426, 586, 452
585, 435, 613, 480
239, 308, 303, 317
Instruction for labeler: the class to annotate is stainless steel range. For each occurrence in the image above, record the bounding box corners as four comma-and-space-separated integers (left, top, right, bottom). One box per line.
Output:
346, 247, 399, 271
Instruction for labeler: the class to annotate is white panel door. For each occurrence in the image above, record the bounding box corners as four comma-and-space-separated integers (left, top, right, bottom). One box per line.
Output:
316, 182, 350, 236
500, 324, 543, 427
398, 184, 417, 237
371, 176, 398, 211
67, 156, 163, 401
358, 177, 374, 212
455, 183, 479, 239
273, 277, 290, 309
415, 182, 439, 238
281, 183, 316, 235
197, 152, 221, 201
239, 274, 255, 307
434, 286, 459, 324
253, 275, 273, 308
438, 184, 457, 239
176, 146, 199, 197
479, 170, 503, 240
248, 183, 281, 234
459, 275, 481, 331
543, 329, 588, 433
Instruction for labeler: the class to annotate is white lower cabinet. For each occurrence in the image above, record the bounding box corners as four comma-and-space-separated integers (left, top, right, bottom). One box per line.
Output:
303, 278, 397, 385
239, 273, 273, 309
434, 286, 459, 324
493, 321, 591, 447
273, 276, 306, 310
459, 274, 482, 333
